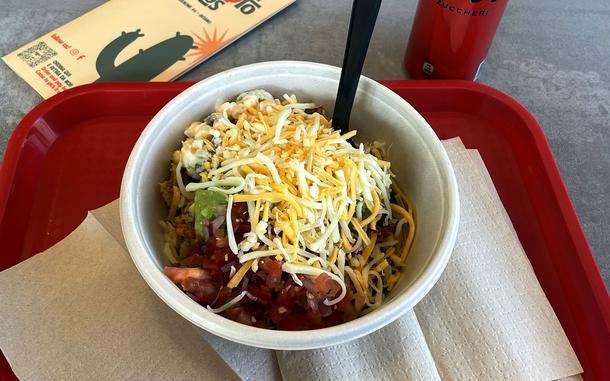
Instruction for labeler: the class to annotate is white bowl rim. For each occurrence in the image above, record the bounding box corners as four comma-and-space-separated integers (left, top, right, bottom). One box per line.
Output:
120, 60, 459, 350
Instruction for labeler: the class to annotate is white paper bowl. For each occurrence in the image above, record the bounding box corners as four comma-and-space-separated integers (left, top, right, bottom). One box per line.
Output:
120, 61, 459, 350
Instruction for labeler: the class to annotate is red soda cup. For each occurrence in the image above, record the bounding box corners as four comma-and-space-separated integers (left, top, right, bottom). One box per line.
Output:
404, 0, 509, 80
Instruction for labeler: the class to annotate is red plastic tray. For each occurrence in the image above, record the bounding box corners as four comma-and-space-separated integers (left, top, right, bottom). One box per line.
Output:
1, 81, 608, 380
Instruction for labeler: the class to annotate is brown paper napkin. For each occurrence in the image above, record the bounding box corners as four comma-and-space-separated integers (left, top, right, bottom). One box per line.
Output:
0, 211, 239, 381
413, 140, 582, 380
0, 138, 583, 381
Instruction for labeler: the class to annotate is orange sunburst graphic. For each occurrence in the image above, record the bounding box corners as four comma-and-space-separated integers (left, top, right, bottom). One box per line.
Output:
186, 28, 233, 62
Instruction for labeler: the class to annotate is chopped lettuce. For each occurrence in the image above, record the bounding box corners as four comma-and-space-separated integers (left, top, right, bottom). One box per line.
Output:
361, 203, 372, 220
194, 189, 228, 240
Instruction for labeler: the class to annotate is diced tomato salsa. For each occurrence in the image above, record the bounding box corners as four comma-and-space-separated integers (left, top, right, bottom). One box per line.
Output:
164, 203, 364, 330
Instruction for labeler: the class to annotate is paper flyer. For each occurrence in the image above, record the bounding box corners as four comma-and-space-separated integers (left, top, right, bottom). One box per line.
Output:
2, 0, 295, 99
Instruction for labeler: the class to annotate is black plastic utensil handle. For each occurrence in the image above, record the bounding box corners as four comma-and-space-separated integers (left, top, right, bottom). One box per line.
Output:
333, 0, 382, 133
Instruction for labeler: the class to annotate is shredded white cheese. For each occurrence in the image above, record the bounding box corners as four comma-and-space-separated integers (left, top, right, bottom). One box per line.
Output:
172, 90, 407, 311
226, 195, 239, 255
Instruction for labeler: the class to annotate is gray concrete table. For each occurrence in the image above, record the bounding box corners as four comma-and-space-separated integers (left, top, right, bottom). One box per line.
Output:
1, 0, 608, 288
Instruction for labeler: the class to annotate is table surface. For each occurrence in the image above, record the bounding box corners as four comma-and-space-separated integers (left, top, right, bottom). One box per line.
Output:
1, 0, 608, 289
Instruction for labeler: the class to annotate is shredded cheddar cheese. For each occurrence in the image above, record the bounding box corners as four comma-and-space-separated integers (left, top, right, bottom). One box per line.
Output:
227, 260, 253, 288
169, 89, 416, 313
